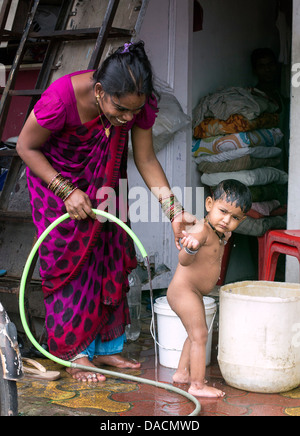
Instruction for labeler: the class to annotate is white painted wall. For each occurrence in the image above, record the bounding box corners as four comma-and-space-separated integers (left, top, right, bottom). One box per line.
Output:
286, 0, 300, 282
127, 0, 284, 288
192, 0, 279, 107
191, 0, 280, 201
127, 0, 294, 288
190, 0, 287, 284
128, 0, 194, 289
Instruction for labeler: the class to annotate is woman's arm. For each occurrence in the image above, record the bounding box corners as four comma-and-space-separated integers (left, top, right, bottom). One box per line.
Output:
16, 111, 96, 220
131, 125, 172, 198
131, 125, 196, 249
16, 111, 56, 184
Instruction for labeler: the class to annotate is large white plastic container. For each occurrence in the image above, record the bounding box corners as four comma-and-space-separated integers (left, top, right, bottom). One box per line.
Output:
153, 296, 217, 368
218, 281, 300, 393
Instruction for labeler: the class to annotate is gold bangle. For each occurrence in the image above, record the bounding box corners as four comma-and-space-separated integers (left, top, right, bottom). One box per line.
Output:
47, 172, 61, 189
159, 194, 184, 222
48, 173, 77, 202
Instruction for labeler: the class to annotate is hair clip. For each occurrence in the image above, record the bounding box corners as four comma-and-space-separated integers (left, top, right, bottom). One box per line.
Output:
121, 42, 132, 54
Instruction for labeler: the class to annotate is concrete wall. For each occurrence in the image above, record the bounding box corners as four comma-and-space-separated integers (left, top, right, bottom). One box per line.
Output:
192, 0, 279, 107
286, 0, 300, 282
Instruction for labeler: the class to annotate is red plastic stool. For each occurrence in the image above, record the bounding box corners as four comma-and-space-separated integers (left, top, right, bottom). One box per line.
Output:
257, 231, 270, 280
261, 230, 300, 281
216, 232, 234, 286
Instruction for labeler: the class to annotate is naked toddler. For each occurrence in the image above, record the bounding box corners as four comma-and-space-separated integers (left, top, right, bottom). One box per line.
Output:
167, 179, 252, 398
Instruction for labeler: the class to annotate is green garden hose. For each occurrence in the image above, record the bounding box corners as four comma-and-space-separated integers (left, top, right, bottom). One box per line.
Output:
19, 209, 201, 416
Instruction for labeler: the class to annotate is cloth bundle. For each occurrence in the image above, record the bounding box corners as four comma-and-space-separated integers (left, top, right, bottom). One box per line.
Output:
193, 113, 279, 139
192, 128, 283, 155
192, 87, 279, 129
201, 167, 288, 187
192, 87, 287, 236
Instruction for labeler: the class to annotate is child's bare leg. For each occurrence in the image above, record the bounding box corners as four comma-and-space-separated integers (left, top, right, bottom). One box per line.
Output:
173, 337, 208, 384
168, 286, 224, 398
173, 337, 191, 383
188, 297, 225, 398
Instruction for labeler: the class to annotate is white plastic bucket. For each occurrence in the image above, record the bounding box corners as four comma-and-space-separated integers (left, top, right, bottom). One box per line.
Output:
218, 281, 300, 393
153, 296, 217, 369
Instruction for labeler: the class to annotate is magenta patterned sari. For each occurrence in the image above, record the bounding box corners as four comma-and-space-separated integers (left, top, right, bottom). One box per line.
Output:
26, 71, 157, 360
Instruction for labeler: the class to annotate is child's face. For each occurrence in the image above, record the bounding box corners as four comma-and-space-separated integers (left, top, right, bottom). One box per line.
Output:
205, 197, 246, 233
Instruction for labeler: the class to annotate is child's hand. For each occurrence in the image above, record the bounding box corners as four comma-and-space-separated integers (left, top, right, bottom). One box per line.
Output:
181, 230, 200, 251
172, 211, 197, 250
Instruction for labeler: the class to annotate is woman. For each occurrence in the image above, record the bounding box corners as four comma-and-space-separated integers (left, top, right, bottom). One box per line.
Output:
17, 41, 193, 382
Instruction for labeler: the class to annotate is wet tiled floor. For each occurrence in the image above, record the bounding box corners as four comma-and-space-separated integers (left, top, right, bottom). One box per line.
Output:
17, 291, 300, 417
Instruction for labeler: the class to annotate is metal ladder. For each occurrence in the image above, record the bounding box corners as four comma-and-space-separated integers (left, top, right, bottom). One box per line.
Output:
0, 0, 149, 319
0, 0, 149, 221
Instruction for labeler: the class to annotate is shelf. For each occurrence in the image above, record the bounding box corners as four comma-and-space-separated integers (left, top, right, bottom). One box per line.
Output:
0, 210, 33, 223
0, 89, 44, 96
0, 149, 17, 156
0, 27, 133, 42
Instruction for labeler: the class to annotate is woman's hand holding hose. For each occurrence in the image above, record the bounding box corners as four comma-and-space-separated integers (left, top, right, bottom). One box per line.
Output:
64, 189, 97, 220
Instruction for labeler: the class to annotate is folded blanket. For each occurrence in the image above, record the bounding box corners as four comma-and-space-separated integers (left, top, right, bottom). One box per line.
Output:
201, 167, 288, 187
251, 200, 281, 216
193, 145, 282, 164
234, 215, 286, 236
197, 155, 280, 174
247, 205, 287, 219
249, 183, 287, 204
192, 128, 283, 155
192, 87, 279, 128
193, 113, 279, 139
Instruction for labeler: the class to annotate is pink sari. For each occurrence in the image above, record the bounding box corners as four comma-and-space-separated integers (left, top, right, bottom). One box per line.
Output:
26, 71, 157, 359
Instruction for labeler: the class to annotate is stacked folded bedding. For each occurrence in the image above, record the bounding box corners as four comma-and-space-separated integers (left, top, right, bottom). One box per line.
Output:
193, 87, 287, 236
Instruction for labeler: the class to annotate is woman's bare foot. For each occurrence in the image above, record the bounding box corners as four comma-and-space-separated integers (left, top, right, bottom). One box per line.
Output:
93, 354, 141, 369
188, 384, 225, 398
66, 356, 106, 383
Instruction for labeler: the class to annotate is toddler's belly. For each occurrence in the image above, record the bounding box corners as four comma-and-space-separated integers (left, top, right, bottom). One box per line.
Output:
177, 263, 221, 295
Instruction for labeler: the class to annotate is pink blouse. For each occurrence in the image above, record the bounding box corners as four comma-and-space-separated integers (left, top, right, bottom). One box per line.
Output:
34, 70, 158, 133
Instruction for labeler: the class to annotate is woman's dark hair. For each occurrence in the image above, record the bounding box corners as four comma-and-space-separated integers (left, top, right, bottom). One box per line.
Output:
212, 179, 252, 213
93, 41, 157, 99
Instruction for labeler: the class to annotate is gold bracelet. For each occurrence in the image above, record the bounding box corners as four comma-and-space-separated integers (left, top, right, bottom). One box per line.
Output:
159, 194, 184, 222
48, 173, 77, 202
47, 172, 61, 189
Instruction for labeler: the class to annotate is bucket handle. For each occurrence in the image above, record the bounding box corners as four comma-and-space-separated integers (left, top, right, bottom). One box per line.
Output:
150, 310, 217, 351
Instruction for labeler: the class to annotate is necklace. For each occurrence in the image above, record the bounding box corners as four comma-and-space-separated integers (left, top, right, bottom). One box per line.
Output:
96, 96, 111, 138
205, 218, 226, 245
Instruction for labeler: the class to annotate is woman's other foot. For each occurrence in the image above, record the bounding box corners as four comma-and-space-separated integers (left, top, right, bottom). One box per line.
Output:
93, 354, 141, 369
66, 357, 106, 383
